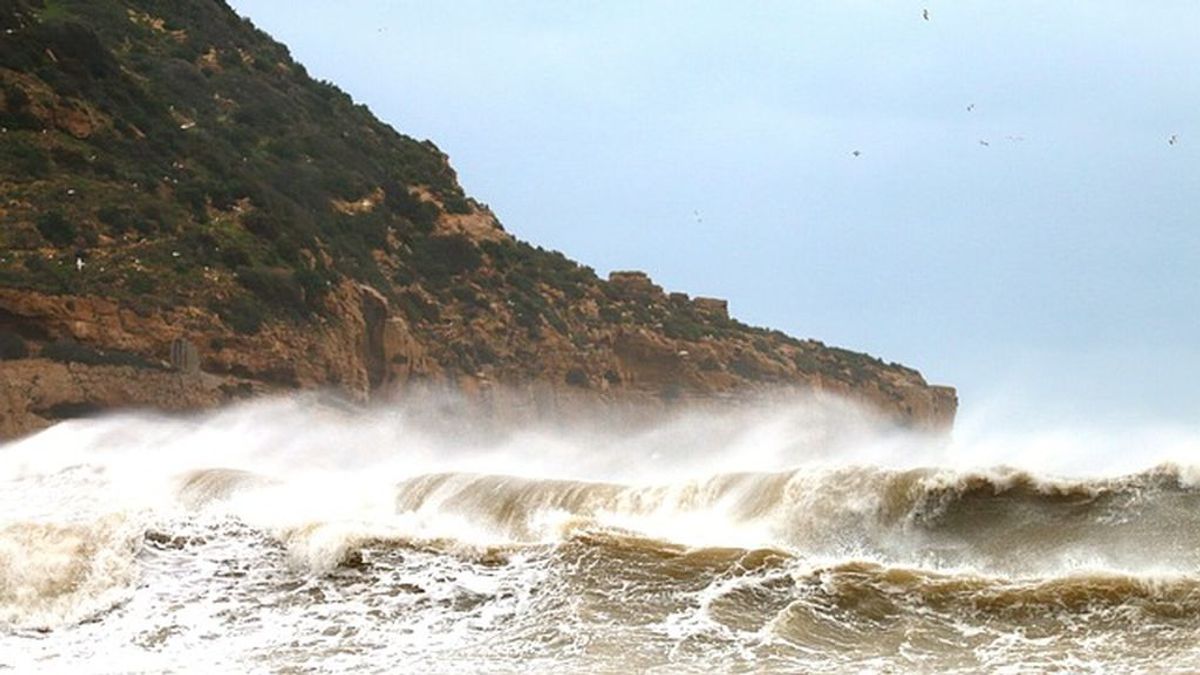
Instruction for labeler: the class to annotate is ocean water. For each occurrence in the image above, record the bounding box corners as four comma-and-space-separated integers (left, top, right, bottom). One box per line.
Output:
3, 394, 1200, 673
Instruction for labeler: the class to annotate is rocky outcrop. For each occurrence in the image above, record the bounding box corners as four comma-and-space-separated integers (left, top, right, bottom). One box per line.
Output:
0, 273, 957, 440
608, 271, 663, 298
0, 359, 234, 438
692, 297, 729, 319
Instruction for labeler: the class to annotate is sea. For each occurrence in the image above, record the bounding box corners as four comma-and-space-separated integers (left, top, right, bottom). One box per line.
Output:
3, 393, 1199, 673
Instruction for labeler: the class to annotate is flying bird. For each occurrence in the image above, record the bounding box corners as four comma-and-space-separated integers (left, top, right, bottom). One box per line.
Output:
693, 210, 703, 223
978, 139, 990, 147
851, 150, 862, 157
966, 103, 975, 112
1168, 134, 1179, 146
922, 8, 930, 20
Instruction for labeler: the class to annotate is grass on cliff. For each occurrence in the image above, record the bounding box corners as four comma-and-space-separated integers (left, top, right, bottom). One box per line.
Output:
0, 0, 467, 321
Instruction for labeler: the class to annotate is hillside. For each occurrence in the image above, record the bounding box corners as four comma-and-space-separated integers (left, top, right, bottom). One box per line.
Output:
0, 0, 956, 438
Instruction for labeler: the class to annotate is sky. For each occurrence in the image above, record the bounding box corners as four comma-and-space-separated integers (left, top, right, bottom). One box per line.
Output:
229, 1, 1200, 429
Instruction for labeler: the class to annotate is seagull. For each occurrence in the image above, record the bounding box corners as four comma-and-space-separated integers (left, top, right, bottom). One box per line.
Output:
922, 8, 930, 20
1005, 134, 1025, 142
851, 150, 862, 158
1168, 134, 1179, 146
966, 103, 975, 112
978, 139, 990, 147
693, 210, 703, 223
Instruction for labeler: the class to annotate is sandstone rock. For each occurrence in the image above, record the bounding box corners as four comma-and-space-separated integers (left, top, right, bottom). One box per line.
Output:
0, 359, 230, 438
608, 271, 664, 299
692, 297, 729, 319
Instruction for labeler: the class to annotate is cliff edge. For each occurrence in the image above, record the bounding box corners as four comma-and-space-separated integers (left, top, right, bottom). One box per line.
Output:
0, 0, 956, 439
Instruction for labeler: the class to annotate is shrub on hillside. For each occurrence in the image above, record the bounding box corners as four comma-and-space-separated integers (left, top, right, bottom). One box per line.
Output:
395, 290, 440, 323
565, 368, 589, 388
294, 267, 334, 311
235, 266, 306, 317
662, 314, 706, 341
35, 211, 77, 247
2, 140, 50, 177
3, 83, 30, 111
0, 330, 28, 360
0, 84, 40, 130
410, 234, 482, 282
212, 296, 265, 335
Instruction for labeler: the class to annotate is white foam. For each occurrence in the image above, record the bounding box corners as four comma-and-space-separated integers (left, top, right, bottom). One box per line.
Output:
2, 392, 1199, 568
3, 391, 1200, 671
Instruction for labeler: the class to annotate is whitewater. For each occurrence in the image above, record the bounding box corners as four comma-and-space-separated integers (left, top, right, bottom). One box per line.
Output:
3, 393, 1200, 673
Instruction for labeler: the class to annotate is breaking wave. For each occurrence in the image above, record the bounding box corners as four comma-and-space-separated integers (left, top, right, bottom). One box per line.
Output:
2, 392, 1200, 671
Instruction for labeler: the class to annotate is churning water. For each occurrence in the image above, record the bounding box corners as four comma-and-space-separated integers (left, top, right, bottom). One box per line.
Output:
3, 393, 1200, 673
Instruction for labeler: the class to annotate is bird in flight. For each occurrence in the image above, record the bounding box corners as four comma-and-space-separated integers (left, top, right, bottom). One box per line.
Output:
851, 150, 862, 158
966, 103, 975, 112
978, 139, 990, 147
1168, 134, 1179, 146
923, 8, 930, 20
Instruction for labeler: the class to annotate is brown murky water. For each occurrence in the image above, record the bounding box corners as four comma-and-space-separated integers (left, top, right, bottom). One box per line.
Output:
3, 397, 1200, 672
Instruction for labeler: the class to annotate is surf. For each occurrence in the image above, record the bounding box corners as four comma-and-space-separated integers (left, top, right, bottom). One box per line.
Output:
3, 392, 1200, 672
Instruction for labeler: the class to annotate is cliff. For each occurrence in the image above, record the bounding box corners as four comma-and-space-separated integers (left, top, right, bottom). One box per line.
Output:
0, 0, 957, 439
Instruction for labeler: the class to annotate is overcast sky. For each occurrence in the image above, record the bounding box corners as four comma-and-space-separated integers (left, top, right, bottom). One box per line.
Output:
229, 1, 1200, 429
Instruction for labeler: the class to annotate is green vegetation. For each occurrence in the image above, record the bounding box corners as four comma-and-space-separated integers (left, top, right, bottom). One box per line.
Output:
0, 139, 51, 177
662, 314, 706, 341
410, 235, 482, 283
564, 367, 589, 387
34, 211, 78, 246
0, 0, 473, 324
0, 330, 28, 360
396, 290, 440, 324
235, 266, 306, 317
1, 82, 41, 130
458, 239, 600, 336
211, 295, 264, 335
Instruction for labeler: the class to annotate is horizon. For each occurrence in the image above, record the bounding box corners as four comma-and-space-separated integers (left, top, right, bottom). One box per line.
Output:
229, 0, 1200, 430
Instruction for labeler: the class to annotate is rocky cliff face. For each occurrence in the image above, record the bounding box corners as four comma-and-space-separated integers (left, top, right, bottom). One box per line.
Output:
0, 0, 956, 439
